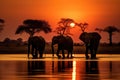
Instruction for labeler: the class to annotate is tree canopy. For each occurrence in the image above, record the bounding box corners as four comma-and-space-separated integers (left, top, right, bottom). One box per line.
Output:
55, 18, 75, 35
76, 22, 88, 32
95, 26, 120, 46
95, 26, 120, 33
15, 19, 52, 37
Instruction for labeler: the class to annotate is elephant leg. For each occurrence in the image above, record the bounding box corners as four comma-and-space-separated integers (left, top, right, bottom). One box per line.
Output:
94, 45, 99, 59
67, 51, 69, 58
93, 41, 99, 59
93, 50, 97, 59
39, 50, 43, 58
28, 44, 30, 58
56, 49, 61, 58
34, 49, 38, 58
91, 46, 98, 59
67, 51, 73, 58
70, 51, 73, 58
90, 48, 94, 59
85, 46, 89, 59
32, 47, 36, 58
62, 49, 65, 58
31, 47, 34, 56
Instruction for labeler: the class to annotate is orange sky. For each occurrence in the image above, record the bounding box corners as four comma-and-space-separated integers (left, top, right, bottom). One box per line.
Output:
0, 0, 120, 42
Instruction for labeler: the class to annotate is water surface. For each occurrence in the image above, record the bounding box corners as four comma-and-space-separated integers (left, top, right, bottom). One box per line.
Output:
0, 60, 120, 80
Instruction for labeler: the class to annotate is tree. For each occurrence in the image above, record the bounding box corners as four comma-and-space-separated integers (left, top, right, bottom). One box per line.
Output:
0, 19, 4, 33
15, 19, 52, 37
95, 26, 120, 46
16, 38, 23, 46
17, 38, 23, 42
3, 37, 10, 43
3, 37, 11, 47
55, 18, 75, 35
76, 22, 88, 32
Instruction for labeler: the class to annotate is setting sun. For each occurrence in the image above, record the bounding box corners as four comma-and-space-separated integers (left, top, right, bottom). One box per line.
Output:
70, 22, 75, 28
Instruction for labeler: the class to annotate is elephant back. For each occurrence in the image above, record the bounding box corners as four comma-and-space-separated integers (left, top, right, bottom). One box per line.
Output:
52, 35, 73, 50
65, 36, 73, 45
57, 35, 66, 45
29, 36, 45, 49
79, 32, 101, 43
52, 35, 63, 45
90, 32, 101, 40
58, 35, 73, 45
60, 36, 73, 50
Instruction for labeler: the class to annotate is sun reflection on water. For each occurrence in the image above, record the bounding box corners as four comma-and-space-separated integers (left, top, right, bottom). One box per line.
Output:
72, 60, 76, 80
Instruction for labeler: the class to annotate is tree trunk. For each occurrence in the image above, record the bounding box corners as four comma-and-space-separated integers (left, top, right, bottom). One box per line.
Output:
109, 32, 112, 46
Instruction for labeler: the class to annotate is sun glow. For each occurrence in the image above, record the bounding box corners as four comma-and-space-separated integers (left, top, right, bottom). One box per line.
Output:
70, 22, 75, 28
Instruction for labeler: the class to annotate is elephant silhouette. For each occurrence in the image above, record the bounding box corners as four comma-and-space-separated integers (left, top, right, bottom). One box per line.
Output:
79, 32, 101, 59
52, 35, 73, 58
28, 36, 45, 58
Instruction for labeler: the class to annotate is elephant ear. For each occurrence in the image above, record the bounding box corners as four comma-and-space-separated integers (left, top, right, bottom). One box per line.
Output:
91, 32, 101, 40
79, 33, 85, 41
52, 36, 60, 45
79, 32, 93, 45
79, 32, 89, 42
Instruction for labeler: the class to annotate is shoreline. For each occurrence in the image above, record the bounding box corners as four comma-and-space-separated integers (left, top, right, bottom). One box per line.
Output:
0, 45, 120, 54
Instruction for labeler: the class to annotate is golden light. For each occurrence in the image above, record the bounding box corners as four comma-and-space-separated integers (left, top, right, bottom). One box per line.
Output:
70, 22, 75, 28
72, 60, 76, 80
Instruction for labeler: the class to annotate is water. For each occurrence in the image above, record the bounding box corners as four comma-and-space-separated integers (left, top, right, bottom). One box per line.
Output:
0, 59, 120, 80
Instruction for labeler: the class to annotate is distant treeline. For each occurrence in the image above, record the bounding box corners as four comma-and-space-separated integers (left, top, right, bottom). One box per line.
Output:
0, 38, 26, 46
0, 37, 120, 47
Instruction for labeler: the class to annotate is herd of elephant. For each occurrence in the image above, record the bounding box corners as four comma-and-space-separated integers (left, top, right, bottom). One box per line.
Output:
28, 32, 101, 59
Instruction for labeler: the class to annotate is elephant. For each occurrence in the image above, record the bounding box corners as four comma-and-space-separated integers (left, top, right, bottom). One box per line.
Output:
51, 35, 73, 58
28, 36, 45, 58
79, 32, 101, 59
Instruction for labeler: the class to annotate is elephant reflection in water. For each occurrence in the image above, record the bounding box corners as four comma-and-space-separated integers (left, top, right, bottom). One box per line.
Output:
52, 35, 73, 58
52, 61, 72, 72
58, 61, 72, 72
28, 61, 45, 75
28, 36, 45, 58
79, 32, 101, 59
85, 61, 99, 74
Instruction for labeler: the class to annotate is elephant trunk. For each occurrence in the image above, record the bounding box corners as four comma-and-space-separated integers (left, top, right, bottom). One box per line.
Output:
28, 37, 31, 58
28, 44, 30, 58
51, 43, 54, 57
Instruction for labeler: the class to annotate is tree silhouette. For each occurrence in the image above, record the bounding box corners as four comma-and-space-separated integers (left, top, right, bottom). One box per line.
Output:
0, 19, 5, 33
95, 26, 120, 46
15, 19, 52, 37
76, 22, 88, 32
3, 37, 10, 43
55, 18, 74, 35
